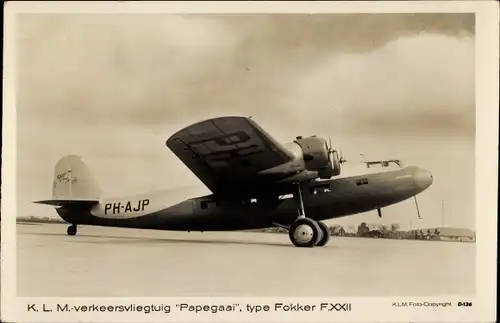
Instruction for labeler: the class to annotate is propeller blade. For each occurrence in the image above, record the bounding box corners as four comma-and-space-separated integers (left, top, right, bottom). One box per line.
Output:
377, 208, 382, 218
338, 148, 346, 164
414, 196, 422, 219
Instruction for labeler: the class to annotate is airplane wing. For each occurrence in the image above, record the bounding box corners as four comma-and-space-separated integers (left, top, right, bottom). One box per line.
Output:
166, 116, 295, 195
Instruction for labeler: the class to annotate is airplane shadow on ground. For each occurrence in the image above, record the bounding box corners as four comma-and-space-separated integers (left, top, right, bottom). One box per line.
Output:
20, 232, 302, 248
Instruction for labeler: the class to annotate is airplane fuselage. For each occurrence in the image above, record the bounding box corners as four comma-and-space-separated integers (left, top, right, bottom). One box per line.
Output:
56, 165, 430, 231
37, 117, 434, 247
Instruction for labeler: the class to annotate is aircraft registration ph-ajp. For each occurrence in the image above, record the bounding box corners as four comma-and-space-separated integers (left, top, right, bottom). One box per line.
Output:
35, 116, 433, 247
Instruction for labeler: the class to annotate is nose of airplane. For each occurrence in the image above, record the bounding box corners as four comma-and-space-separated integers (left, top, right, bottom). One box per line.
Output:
413, 167, 434, 191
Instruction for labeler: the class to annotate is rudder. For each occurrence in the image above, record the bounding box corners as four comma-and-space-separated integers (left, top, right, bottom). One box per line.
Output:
52, 155, 102, 201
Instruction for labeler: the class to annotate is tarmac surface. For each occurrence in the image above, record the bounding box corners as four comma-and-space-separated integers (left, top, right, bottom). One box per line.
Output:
17, 223, 475, 297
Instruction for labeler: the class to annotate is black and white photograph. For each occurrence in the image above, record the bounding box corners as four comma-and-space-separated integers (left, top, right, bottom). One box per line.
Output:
2, 1, 498, 323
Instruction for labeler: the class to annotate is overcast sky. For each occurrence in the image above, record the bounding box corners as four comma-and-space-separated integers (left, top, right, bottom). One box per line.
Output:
16, 13, 475, 230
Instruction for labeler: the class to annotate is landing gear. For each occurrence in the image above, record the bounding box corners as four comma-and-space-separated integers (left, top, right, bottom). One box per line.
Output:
289, 217, 321, 247
316, 221, 330, 247
67, 224, 77, 236
287, 184, 330, 247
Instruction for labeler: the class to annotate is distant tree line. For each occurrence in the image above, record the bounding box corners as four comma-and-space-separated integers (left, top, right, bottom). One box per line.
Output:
17, 216, 65, 224
258, 222, 452, 242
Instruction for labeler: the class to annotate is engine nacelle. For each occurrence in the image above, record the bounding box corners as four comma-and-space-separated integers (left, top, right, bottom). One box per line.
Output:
295, 136, 341, 179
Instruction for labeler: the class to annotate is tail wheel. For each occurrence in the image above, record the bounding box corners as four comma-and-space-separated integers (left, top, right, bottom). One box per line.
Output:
316, 222, 331, 247
67, 224, 77, 236
288, 217, 321, 248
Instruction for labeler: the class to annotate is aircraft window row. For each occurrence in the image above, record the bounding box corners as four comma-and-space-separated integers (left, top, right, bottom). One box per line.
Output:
203, 185, 337, 208
356, 178, 369, 186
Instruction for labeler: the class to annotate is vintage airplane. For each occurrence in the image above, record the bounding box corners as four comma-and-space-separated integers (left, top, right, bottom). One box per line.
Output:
34, 116, 433, 248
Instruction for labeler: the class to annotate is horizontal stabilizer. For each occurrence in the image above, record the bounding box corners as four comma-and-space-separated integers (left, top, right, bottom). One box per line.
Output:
34, 199, 99, 208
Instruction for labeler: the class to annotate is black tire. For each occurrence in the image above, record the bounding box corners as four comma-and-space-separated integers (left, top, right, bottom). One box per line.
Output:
316, 222, 331, 247
67, 225, 77, 236
288, 217, 321, 247
317, 225, 324, 244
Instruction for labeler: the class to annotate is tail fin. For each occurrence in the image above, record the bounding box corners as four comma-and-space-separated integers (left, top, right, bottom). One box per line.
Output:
34, 155, 102, 206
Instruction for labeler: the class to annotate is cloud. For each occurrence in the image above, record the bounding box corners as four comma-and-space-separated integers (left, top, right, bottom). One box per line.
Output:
17, 14, 241, 124
287, 34, 475, 137
17, 13, 474, 131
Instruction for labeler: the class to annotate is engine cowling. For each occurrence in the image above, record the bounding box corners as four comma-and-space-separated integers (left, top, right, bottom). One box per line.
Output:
295, 136, 341, 179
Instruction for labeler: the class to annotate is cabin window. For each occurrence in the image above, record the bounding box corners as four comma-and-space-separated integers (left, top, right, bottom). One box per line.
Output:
319, 184, 331, 193
356, 178, 369, 186
201, 200, 218, 209
241, 198, 259, 205
310, 184, 331, 194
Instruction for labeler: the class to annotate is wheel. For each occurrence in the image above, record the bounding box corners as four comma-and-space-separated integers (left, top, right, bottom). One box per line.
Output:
317, 224, 324, 243
316, 222, 331, 247
67, 224, 77, 236
288, 217, 321, 247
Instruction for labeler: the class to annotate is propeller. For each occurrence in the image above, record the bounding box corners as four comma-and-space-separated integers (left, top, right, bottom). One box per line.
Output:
326, 137, 334, 161
339, 148, 347, 164
327, 137, 347, 164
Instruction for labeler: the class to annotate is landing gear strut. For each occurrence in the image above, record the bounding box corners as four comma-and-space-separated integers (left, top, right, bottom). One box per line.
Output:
67, 224, 77, 236
288, 184, 330, 247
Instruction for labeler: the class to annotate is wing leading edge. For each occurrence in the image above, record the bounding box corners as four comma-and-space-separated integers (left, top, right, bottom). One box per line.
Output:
166, 116, 295, 196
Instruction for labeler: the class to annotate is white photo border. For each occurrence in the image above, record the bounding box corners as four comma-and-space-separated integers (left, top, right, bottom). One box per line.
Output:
2, 1, 498, 322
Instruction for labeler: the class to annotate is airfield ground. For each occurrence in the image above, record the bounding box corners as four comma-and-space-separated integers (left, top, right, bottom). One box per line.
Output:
16, 223, 475, 297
